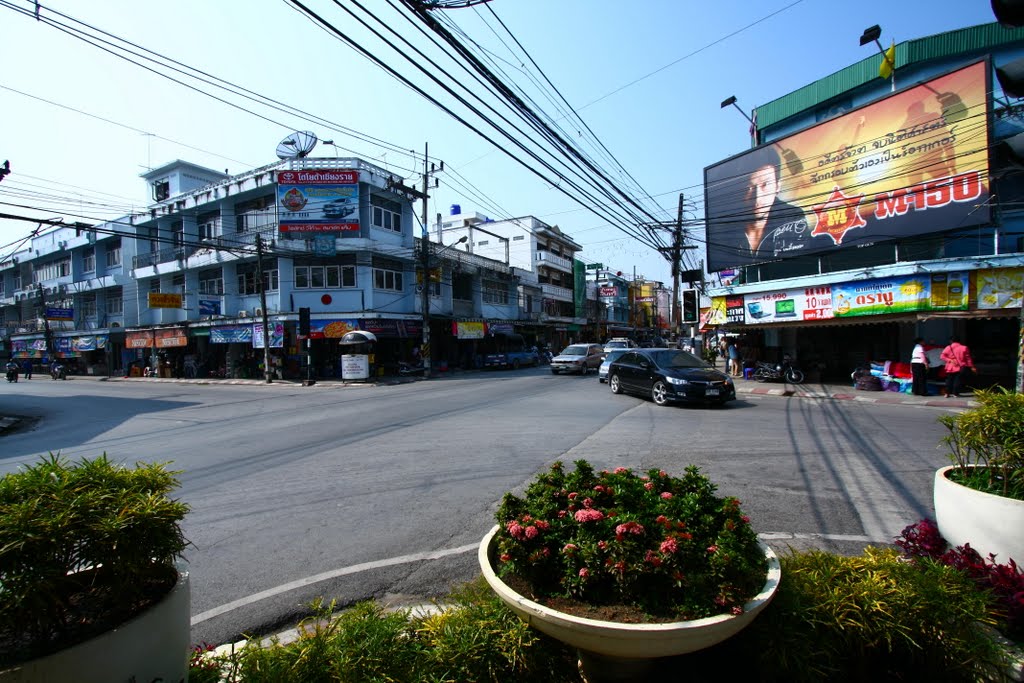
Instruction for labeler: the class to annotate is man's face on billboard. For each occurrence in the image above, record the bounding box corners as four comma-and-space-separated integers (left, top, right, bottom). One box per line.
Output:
745, 164, 779, 221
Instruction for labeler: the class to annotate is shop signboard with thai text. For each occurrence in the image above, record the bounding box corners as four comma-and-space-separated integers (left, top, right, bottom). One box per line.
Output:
725, 295, 745, 325
148, 293, 182, 309
832, 272, 967, 317
743, 286, 834, 324
252, 322, 285, 348
210, 326, 253, 344
277, 169, 360, 234
975, 268, 1023, 309
126, 331, 155, 349
155, 328, 188, 348
453, 321, 486, 339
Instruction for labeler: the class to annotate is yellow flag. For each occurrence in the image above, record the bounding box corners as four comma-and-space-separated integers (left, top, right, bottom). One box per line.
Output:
879, 41, 896, 79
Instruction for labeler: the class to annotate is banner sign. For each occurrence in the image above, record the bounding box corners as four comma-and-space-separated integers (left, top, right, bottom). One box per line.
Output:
704, 60, 990, 272
46, 307, 74, 321
276, 169, 360, 234
706, 297, 728, 326
155, 328, 188, 348
488, 323, 515, 336
725, 295, 746, 325
252, 322, 285, 348
72, 335, 108, 352
148, 292, 183, 309
975, 267, 1023, 309
199, 299, 222, 315
210, 326, 253, 344
358, 318, 421, 338
308, 318, 360, 339
453, 321, 486, 339
599, 287, 618, 297
832, 272, 968, 317
743, 286, 834, 323
126, 331, 154, 349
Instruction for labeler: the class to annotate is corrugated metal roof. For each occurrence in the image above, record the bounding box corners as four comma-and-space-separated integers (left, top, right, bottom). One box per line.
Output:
755, 22, 1024, 130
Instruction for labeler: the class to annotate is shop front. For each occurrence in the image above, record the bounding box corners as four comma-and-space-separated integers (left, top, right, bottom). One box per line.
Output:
357, 318, 421, 376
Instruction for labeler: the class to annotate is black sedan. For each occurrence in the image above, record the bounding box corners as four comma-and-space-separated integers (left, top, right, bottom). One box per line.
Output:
607, 348, 735, 406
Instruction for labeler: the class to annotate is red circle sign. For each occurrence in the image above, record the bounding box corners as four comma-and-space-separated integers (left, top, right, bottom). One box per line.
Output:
321, 294, 332, 305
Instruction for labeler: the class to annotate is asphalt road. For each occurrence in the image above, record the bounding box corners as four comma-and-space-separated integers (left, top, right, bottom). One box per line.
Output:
0, 368, 958, 647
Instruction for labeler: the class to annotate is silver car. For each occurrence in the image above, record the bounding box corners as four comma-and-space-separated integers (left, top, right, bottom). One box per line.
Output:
550, 343, 605, 375
598, 349, 628, 383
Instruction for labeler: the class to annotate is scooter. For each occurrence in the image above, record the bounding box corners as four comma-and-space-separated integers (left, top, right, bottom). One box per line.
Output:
5, 363, 18, 383
398, 361, 425, 376
752, 354, 805, 384
50, 363, 67, 380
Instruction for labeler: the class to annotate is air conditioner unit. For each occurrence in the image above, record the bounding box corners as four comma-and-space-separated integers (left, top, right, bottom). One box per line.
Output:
238, 309, 249, 318
253, 307, 264, 317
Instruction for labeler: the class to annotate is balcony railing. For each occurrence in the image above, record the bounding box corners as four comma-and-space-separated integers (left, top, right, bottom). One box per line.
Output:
132, 246, 195, 269
535, 251, 572, 271
541, 283, 573, 300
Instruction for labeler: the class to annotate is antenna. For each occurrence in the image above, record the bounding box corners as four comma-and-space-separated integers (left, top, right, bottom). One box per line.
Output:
276, 131, 318, 160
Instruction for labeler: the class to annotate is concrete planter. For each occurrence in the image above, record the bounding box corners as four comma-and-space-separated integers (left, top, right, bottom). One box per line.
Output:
934, 466, 1024, 565
479, 525, 780, 681
0, 563, 190, 683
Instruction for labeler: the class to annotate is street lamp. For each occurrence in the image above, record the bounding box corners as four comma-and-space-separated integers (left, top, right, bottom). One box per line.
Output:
720, 96, 758, 145
321, 140, 341, 158
859, 24, 896, 92
421, 234, 468, 378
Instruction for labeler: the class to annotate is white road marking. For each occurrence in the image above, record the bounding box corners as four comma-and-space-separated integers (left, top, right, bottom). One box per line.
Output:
192, 530, 884, 625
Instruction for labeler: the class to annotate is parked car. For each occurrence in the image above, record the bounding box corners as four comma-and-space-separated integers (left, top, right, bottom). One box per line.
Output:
607, 348, 735, 406
603, 338, 637, 353
598, 349, 628, 383
484, 334, 539, 370
550, 343, 605, 375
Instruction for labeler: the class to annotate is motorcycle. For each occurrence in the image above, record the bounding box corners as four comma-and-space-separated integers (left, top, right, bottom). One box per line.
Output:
398, 361, 425, 376
752, 354, 805, 384
5, 363, 18, 383
50, 363, 67, 380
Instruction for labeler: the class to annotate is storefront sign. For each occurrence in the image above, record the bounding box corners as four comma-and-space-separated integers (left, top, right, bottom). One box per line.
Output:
599, 287, 618, 297
71, 335, 108, 352
975, 268, 1023, 309
453, 321, 486, 339
210, 326, 253, 344
276, 169, 360, 234
832, 272, 967, 317
743, 286, 834, 324
706, 297, 727, 326
153, 328, 188, 348
126, 331, 155, 349
148, 293, 183, 309
252, 322, 285, 348
53, 337, 79, 358
46, 307, 74, 321
308, 319, 360, 339
488, 323, 514, 336
704, 61, 990, 271
725, 295, 745, 325
358, 319, 421, 338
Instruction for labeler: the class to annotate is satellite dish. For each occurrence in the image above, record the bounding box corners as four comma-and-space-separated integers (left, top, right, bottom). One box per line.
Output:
276, 131, 318, 160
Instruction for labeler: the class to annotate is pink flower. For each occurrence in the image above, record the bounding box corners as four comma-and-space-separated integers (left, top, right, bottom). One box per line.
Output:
660, 492, 673, 500
557, 509, 567, 518
505, 521, 525, 540
614, 467, 629, 475
582, 497, 594, 508
579, 568, 590, 578
535, 519, 550, 530
659, 470, 668, 478
524, 525, 539, 540
655, 514, 668, 525
499, 553, 511, 562
568, 492, 578, 500
741, 515, 751, 524
562, 543, 578, 553
574, 508, 605, 523
707, 545, 719, 554
645, 550, 662, 566
660, 538, 678, 554
615, 521, 645, 536
593, 485, 605, 493
597, 540, 608, 550
731, 606, 744, 616
644, 482, 655, 491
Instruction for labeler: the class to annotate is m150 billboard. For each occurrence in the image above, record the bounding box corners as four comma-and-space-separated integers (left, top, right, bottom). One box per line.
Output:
704, 60, 990, 272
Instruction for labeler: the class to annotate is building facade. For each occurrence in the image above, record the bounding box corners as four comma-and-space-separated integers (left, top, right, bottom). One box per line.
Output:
703, 22, 1024, 389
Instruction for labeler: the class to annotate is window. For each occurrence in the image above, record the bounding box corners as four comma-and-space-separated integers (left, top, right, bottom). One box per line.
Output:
150, 279, 161, 293
82, 248, 95, 273
171, 220, 184, 248
106, 240, 122, 268
33, 258, 72, 283
80, 293, 97, 318
152, 179, 170, 202
428, 280, 441, 298
235, 196, 276, 233
483, 280, 510, 305
198, 268, 224, 295
198, 210, 220, 241
106, 289, 123, 315
172, 273, 185, 295
370, 194, 402, 233
294, 265, 356, 288
372, 257, 404, 291
237, 261, 278, 294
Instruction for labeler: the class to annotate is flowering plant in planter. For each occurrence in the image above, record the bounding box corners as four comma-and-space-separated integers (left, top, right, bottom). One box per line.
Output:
493, 460, 767, 621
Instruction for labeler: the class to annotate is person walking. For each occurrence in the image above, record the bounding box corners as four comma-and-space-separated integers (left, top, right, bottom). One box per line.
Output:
727, 340, 740, 377
22, 359, 32, 380
939, 336, 975, 398
910, 337, 928, 396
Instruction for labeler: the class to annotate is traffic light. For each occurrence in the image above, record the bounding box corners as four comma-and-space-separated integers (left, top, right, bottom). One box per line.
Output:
682, 290, 698, 324
299, 307, 310, 337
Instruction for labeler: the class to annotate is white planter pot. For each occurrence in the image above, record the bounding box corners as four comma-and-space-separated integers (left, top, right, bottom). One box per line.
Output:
934, 466, 1024, 565
1, 564, 190, 683
478, 525, 780, 662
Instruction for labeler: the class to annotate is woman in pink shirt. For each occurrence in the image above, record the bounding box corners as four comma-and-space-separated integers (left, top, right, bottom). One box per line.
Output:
939, 336, 975, 398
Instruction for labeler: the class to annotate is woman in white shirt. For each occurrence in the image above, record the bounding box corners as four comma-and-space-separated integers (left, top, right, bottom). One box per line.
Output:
911, 337, 928, 396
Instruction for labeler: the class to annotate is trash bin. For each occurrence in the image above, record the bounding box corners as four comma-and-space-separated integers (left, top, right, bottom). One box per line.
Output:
338, 330, 377, 381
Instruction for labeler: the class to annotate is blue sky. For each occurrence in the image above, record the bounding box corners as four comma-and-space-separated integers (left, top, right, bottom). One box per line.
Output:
0, 0, 1002, 283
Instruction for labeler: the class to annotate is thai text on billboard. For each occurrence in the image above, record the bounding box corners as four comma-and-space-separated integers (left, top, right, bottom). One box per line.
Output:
832, 272, 968, 317
743, 286, 834, 324
276, 169, 360, 234
704, 60, 990, 272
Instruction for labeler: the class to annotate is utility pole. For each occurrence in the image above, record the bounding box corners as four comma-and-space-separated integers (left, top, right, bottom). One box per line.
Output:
417, 143, 442, 378
255, 234, 272, 383
672, 194, 684, 340
36, 283, 54, 369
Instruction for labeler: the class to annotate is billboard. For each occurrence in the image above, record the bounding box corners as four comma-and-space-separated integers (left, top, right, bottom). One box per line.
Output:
704, 60, 990, 272
276, 169, 360, 234
831, 272, 968, 317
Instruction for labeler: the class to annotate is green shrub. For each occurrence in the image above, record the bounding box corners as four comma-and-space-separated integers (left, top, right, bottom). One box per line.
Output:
939, 387, 1024, 499
706, 547, 1009, 682
0, 453, 189, 663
